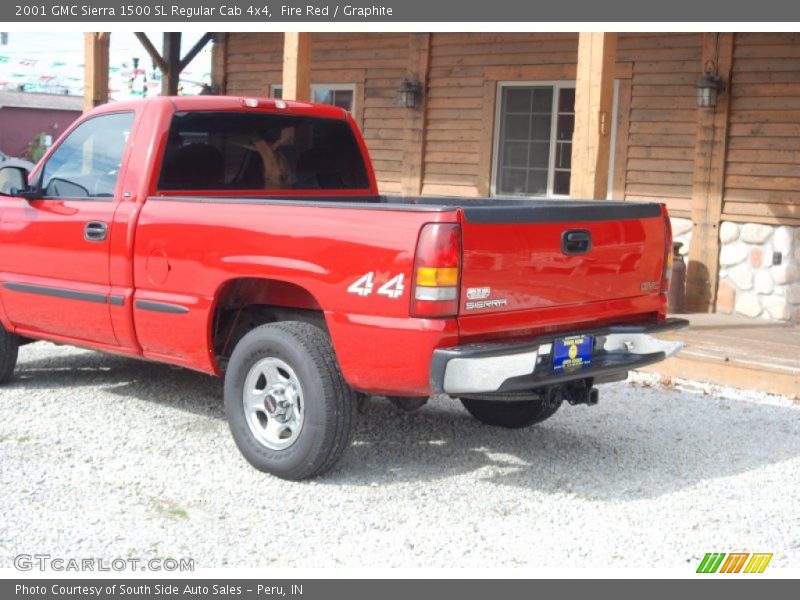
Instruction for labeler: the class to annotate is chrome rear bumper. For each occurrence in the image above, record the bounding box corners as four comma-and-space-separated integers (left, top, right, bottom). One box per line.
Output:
430, 318, 688, 395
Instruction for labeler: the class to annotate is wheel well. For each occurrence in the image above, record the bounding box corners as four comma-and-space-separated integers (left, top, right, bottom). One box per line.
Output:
210, 278, 326, 370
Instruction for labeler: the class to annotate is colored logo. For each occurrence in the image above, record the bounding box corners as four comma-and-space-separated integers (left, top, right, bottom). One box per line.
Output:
696, 552, 773, 574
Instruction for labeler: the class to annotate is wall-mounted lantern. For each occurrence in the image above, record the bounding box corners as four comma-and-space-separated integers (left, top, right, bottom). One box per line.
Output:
396, 77, 422, 109
697, 62, 725, 108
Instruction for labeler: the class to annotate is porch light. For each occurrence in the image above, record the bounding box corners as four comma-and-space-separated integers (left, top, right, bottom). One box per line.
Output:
396, 78, 422, 108
696, 64, 725, 108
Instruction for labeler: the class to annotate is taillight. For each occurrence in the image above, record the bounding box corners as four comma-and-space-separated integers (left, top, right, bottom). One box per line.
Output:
411, 223, 461, 318
661, 208, 673, 294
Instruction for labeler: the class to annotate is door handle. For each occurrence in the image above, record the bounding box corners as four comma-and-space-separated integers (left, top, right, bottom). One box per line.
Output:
561, 229, 591, 255
84, 221, 108, 242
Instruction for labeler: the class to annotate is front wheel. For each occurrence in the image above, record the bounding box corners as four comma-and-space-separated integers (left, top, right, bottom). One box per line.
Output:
224, 322, 356, 480
460, 396, 561, 429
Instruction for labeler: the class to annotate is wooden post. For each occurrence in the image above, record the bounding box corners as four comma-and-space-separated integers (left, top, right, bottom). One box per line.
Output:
162, 32, 182, 96
401, 33, 431, 196
211, 33, 228, 94
282, 32, 311, 101
569, 32, 617, 199
83, 32, 110, 113
686, 33, 734, 313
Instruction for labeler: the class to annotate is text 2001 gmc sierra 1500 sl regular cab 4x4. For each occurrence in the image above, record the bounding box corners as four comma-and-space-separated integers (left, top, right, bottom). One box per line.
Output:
0, 96, 687, 479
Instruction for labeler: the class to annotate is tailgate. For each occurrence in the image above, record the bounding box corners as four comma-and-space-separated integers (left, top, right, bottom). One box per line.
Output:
457, 201, 667, 316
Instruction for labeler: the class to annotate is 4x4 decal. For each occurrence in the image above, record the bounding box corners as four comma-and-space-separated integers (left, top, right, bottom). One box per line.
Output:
347, 272, 405, 299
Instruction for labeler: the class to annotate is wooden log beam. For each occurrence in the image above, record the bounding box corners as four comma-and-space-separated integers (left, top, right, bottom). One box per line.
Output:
569, 32, 617, 199
83, 32, 110, 113
162, 32, 182, 96
401, 33, 431, 196
134, 32, 168, 74
685, 32, 734, 313
281, 32, 311, 101
211, 33, 228, 94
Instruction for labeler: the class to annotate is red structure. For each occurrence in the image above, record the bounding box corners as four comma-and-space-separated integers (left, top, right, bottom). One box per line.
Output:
0, 91, 82, 158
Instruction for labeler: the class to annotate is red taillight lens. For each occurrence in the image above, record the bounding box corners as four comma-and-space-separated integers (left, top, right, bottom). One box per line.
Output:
411, 223, 461, 318
661, 208, 673, 294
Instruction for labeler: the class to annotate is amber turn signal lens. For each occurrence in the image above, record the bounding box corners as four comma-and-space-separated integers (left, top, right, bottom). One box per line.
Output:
415, 267, 459, 287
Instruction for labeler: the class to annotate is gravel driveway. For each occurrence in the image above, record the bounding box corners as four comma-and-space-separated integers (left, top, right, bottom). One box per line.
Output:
1, 342, 798, 570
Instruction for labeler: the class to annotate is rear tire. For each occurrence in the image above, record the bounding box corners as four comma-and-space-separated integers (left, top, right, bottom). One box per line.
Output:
224, 321, 356, 480
0, 325, 19, 384
460, 396, 561, 428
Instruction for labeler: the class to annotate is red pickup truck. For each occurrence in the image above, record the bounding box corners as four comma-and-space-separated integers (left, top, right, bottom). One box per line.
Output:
0, 96, 686, 479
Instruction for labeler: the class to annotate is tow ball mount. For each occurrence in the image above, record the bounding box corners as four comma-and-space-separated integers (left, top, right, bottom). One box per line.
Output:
547, 380, 599, 407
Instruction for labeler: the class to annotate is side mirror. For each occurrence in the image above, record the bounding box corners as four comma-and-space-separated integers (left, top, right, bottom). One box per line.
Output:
0, 165, 31, 197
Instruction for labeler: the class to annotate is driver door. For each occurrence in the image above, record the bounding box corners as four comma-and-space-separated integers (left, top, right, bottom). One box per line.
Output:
0, 111, 134, 345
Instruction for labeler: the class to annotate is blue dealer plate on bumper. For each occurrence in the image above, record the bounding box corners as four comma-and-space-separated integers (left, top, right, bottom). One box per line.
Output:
553, 335, 593, 372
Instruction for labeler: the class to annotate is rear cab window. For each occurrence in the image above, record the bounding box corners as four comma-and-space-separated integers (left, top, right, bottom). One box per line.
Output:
157, 111, 371, 192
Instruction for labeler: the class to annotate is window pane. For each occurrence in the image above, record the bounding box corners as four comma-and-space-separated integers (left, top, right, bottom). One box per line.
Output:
557, 114, 574, 141
558, 87, 576, 113
312, 88, 333, 105
531, 115, 552, 141
503, 114, 531, 140
158, 111, 370, 191
331, 89, 354, 112
503, 141, 528, 168
500, 168, 527, 195
272, 87, 283, 99
496, 85, 558, 197
555, 142, 572, 170
526, 169, 548, 195
529, 142, 550, 168
41, 112, 133, 198
532, 88, 554, 113
505, 88, 531, 113
553, 170, 571, 195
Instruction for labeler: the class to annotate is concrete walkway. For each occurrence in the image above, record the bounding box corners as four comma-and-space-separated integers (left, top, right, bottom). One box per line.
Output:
641, 313, 799, 398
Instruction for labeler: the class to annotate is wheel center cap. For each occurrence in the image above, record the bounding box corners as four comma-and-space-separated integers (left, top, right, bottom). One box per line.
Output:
265, 384, 297, 422
265, 386, 284, 415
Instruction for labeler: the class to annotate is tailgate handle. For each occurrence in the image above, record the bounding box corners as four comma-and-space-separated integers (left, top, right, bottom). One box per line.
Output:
562, 230, 591, 254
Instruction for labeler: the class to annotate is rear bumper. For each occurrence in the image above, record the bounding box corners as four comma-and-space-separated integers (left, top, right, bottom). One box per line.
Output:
430, 317, 688, 395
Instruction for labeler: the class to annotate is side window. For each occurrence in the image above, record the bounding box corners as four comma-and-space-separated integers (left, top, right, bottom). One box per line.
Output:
40, 112, 134, 199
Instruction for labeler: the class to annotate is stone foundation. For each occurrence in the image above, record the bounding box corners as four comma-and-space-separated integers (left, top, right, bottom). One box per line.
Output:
715, 222, 800, 322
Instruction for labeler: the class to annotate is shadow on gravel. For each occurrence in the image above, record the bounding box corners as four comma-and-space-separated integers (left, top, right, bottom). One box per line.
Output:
9, 346, 800, 501
10, 348, 225, 417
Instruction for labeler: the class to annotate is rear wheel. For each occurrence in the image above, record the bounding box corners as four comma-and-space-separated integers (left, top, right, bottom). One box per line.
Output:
460, 396, 561, 429
0, 325, 19, 384
224, 322, 356, 480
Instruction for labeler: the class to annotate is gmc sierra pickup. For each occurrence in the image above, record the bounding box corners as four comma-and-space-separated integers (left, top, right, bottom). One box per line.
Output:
0, 96, 686, 479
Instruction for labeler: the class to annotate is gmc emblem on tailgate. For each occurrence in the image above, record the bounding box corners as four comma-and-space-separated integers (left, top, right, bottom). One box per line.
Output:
640, 281, 660, 291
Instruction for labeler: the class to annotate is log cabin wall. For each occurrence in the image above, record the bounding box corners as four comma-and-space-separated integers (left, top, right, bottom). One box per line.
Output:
724, 32, 800, 226
616, 33, 702, 219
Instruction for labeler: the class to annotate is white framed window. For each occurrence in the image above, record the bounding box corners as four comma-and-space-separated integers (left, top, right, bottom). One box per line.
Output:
492, 80, 620, 199
492, 81, 576, 198
271, 83, 356, 114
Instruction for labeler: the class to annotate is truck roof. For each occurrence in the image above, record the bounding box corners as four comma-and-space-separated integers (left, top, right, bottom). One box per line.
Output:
90, 95, 349, 120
